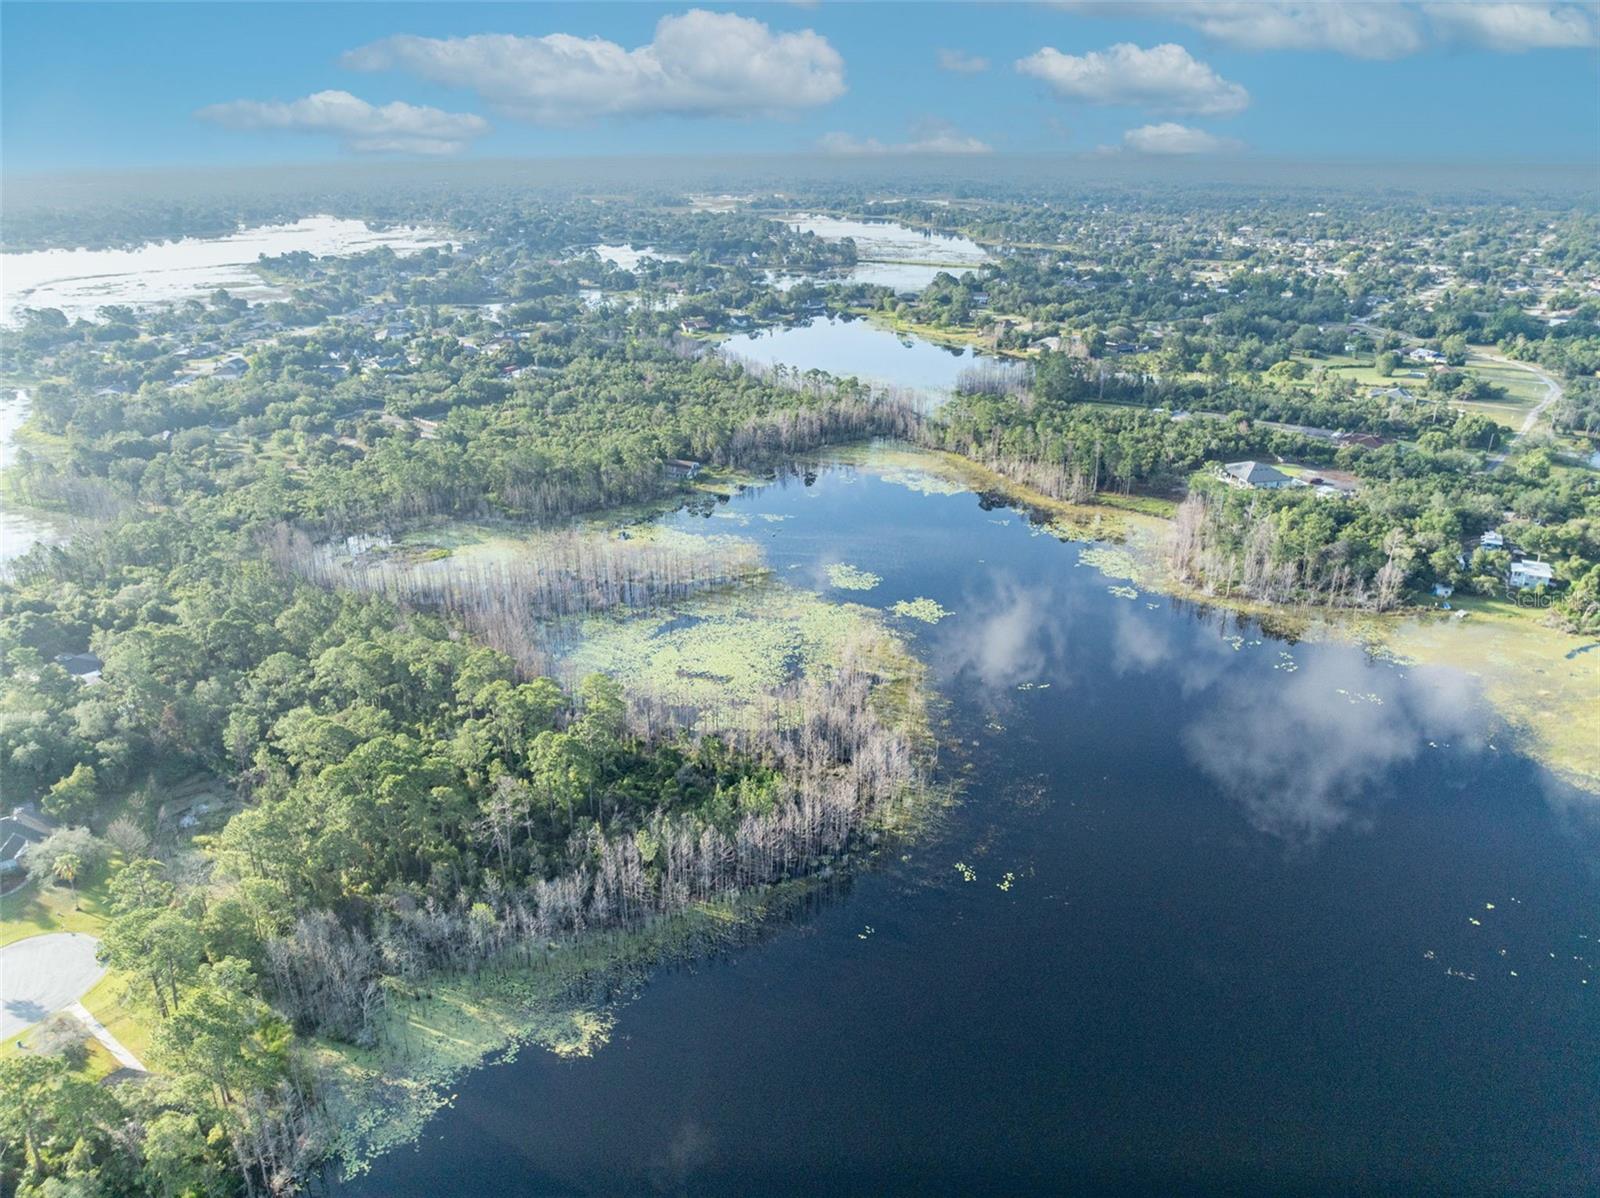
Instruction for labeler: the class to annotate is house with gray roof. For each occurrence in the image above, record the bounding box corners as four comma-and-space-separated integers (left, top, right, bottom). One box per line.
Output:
1221, 461, 1299, 490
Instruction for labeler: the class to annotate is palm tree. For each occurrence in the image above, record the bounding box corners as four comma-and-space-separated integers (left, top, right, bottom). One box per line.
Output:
52, 853, 82, 908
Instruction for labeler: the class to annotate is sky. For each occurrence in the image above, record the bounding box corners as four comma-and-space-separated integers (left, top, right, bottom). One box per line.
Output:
2, 2, 1597, 173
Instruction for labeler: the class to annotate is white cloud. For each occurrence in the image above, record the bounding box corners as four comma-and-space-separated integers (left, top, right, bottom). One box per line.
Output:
1016, 42, 1249, 116
343, 10, 846, 124
1061, 1, 1596, 57
1061, 3, 1425, 59
819, 119, 992, 155
1424, 2, 1599, 50
1121, 121, 1243, 154
196, 90, 488, 155
937, 48, 991, 73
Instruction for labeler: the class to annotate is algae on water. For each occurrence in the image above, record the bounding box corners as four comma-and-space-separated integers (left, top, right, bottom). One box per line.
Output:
891, 597, 952, 624
826, 562, 882, 591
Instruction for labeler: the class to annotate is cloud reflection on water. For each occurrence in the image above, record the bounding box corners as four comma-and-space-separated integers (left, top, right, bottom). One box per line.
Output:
1181, 641, 1487, 842
931, 574, 1069, 692
946, 571, 1494, 843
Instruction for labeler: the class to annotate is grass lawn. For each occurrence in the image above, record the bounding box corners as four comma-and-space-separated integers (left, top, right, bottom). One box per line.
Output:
0, 1029, 125, 1082
0, 875, 112, 947
1, 974, 151, 1079
80, 969, 154, 1066
1300, 351, 1546, 432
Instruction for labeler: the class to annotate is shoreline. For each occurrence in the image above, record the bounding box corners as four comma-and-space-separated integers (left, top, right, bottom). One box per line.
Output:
835, 442, 1600, 792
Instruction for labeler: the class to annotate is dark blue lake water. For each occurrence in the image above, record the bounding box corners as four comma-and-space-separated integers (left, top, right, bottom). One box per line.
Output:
343, 454, 1599, 1197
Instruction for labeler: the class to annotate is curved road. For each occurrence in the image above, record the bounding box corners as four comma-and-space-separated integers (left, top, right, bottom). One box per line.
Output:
1, 931, 105, 1039
1492, 353, 1563, 435
0, 931, 144, 1069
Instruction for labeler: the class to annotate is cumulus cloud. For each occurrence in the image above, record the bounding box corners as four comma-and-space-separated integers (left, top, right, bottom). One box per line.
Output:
1061, 2, 1426, 59
818, 119, 992, 155
1061, 1, 1594, 57
1424, 2, 1599, 49
343, 10, 846, 124
196, 90, 488, 154
1122, 121, 1243, 154
937, 48, 991, 73
1016, 42, 1249, 116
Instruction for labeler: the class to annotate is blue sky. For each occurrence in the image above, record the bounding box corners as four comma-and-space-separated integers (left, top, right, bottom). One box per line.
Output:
3, 2, 1597, 172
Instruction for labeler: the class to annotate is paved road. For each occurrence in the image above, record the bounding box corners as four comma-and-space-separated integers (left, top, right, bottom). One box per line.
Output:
0, 931, 106, 1040
1494, 354, 1563, 435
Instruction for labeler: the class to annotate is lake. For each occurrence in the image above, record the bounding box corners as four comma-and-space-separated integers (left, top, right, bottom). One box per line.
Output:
590, 244, 687, 270
768, 261, 975, 295
341, 449, 1599, 1197
0, 216, 447, 325
0, 390, 62, 563
721, 317, 987, 395
787, 214, 989, 266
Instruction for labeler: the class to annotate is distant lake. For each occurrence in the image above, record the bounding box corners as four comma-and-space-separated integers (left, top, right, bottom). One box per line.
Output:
0, 390, 62, 563
787, 213, 988, 266
0, 216, 448, 325
590, 244, 686, 270
341, 450, 1600, 1196
768, 261, 974, 295
720, 316, 985, 395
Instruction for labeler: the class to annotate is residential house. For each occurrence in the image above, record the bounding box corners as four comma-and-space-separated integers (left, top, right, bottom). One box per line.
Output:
1334, 431, 1388, 450
1370, 386, 1416, 403
1221, 461, 1298, 490
664, 459, 702, 480
0, 805, 56, 889
1508, 560, 1554, 590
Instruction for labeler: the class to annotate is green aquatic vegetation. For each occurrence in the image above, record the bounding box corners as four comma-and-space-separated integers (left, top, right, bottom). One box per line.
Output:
1077, 545, 1144, 585
560, 583, 884, 718
875, 466, 970, 497
997, 872, 1016, 892
1108, 585, 1139, 600
891, 597, 951, 624
954, 861, 976, 882
826, 563, 883, 591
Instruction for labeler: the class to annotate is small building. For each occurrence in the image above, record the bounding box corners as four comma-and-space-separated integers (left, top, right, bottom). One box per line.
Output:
664, 459, 702, 480
1480, 530, 1505, 550
52, 652, 103, 685
1508, 560, 1554, 590
1221, 461, 1297, 490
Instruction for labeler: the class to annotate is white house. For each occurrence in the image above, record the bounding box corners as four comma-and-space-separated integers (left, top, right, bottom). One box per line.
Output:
1480, 530, 1505, 550
1508, 560, 1554, 590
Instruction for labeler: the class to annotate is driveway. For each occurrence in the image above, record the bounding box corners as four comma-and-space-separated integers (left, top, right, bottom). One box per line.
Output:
0, 931, 106, 1040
